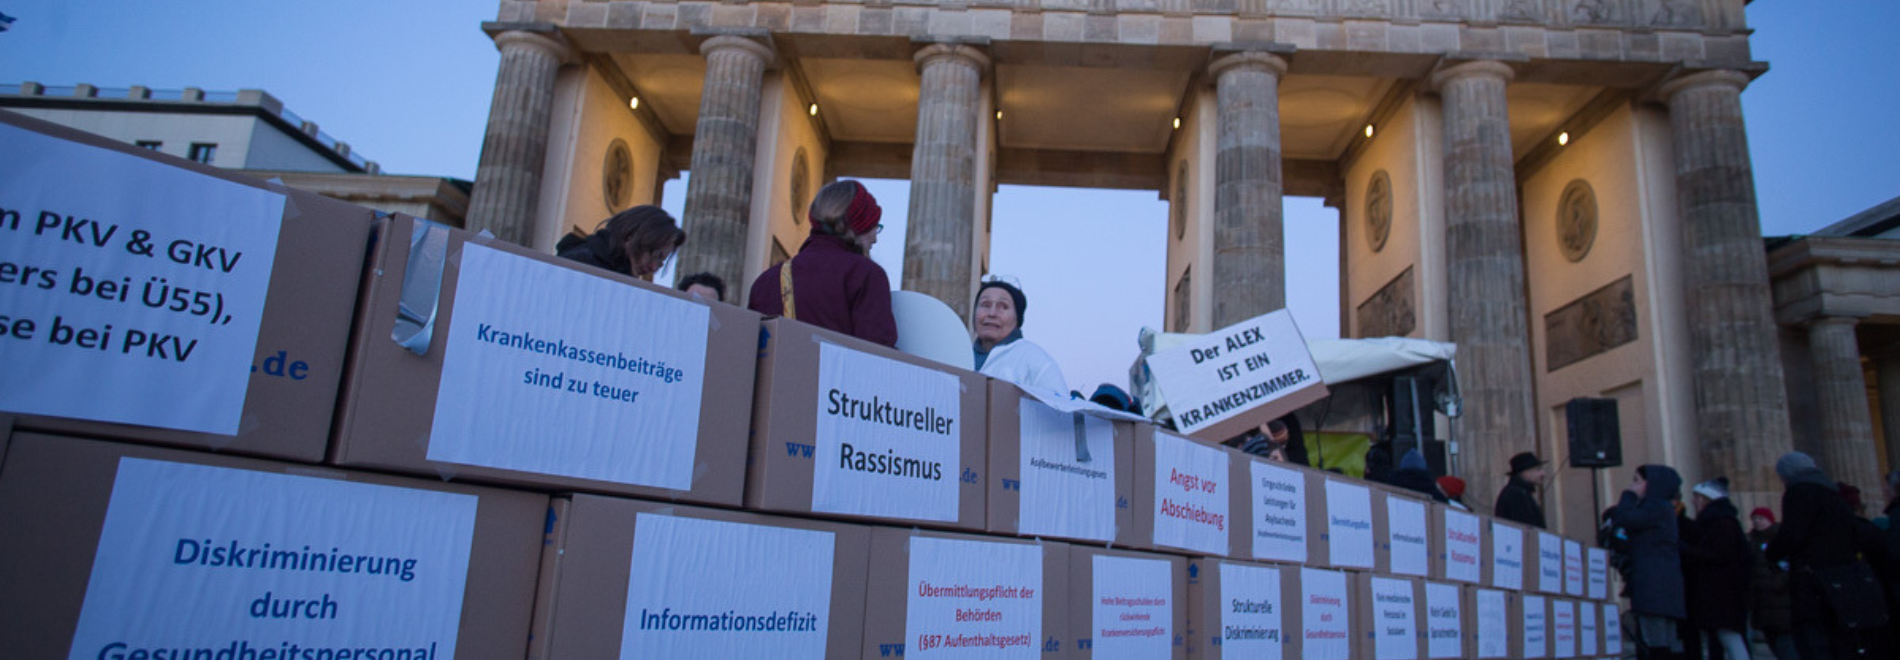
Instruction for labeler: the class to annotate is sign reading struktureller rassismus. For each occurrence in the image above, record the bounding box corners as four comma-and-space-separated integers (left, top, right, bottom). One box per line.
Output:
0, 123, 284, 435
430, 243, 708, 488
1018, 397, 1116, 542
68, 458, 477, 660
620, 514, 836, 659
813, 342, 961, 522
1442, 509, 1482, 584
1142, 310, 1323, 437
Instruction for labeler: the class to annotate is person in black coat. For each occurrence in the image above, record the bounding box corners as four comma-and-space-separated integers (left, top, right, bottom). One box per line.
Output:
1765, 451, 1884, 660
1388, 449, 1447, 503
1683, 477, 1751, 660
555, 205, 685, 281
1607, 464, 1686, 659
1495, 452, 1548, 529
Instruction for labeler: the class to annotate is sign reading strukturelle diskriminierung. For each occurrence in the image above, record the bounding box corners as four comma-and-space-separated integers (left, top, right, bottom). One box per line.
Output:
1143, 310, 1324, 438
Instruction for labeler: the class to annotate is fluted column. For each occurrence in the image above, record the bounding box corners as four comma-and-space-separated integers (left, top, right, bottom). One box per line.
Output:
467, 28, 571, 246
1208, 50, 1288, 325
1808, 317, 1880, 494
904, 43, 989, 322
677, 35, 775, 291
1661, 70, 1795, 501
1432, 60, 1537, 507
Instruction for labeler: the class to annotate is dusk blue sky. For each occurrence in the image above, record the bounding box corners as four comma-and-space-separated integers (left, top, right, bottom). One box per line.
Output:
4, 1, 1895, 392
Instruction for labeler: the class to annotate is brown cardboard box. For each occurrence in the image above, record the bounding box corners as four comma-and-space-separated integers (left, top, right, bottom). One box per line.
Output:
527, 495, 869, 660
1296, 567, 1358, 660
330, 214, 760, 506
1376, 486, 1433, 578
1431, 504, 1485, 584
1247, 457, 1330, 566
1516, 593, 1552, 660
1318, 474, 1383, 571
0, 431, 546, 660
0, 109, 373, 463
1185, 557, 1299, 660
1130, 427, 1251, 556
1481, 518, 1530, 592
748, 318, 987, 530
1069, 545, 1189, 659
862, 527, 1067, 659
1357, 574, 1425, 660
987, 381, 1136, 547
1463, 586, 1517, 660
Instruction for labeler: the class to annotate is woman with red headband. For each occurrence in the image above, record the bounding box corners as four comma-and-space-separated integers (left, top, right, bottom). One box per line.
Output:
747, 180, 898, 347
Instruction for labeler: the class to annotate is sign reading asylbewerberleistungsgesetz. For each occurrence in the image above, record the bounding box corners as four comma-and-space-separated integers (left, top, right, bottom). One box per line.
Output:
1143, 310, 1324, 438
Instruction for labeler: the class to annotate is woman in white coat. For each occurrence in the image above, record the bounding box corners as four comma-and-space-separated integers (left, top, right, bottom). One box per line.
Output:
972, 280, 1067, 395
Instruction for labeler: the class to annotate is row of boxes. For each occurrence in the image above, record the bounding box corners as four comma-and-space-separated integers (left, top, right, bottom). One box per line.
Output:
0, 428, 1624, 660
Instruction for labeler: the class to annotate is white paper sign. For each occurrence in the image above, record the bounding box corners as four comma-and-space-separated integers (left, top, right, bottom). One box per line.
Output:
1252, 462, 1308, 563
812, 342, 962, 521
1325, 480, 1374, 568
1018, 398, 1116, 541
1602, 604, 1621, 655
1369, 577, 1419, 660
1300, 568, 1351, 660
1442, 509, 1482, 584
1586, 548, 1608, 600
1152, 432, 1230, 554
1563, 540, 1584, 597
906, 537, 1041, 658
1143, 310, 1323, 436
1475, 589, 1509, 659
1423, 583, 1462, 660
69, 458, 477, 660
1219, 562, 1285, 660
1092, 555, 1173, 658
1386, 497, 1429, 577
1490, 524, 1524, 590
1578, 600, 1598, 657
430, 243, 709, 488
0, 123, 285, 434
1523, 595, 1548, 659
621, 514, 835, 659
1552, 600, 1576, 659
1537, 532, 1563, 594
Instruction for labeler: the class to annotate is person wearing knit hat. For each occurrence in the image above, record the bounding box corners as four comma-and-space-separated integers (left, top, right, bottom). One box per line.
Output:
971, 277, 1067, 395
1765, 451, 1876, 660
1436, 476, 1470, 510
1683, 476, 1750, 660
745, 180, 898, 347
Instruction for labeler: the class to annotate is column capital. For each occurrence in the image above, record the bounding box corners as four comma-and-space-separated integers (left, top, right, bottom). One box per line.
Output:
700, 34, 777, 67
914, 42, 990, 73
1429, 59, 1514, 91
1207, 50, 1288, 81
1657, 69, 1752, 104
492, 28, 573, 65
1806, 314, 1868, 330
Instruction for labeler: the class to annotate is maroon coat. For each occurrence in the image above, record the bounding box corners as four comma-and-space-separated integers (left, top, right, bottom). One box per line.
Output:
747, 234, 898, 348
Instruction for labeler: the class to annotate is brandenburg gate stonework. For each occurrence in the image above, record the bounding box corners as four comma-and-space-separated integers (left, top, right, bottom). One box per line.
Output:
468, 0, 1821, 536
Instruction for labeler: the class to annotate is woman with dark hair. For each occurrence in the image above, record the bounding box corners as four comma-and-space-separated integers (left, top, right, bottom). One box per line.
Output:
556, 205, 685, 281
746, 180, 897, 347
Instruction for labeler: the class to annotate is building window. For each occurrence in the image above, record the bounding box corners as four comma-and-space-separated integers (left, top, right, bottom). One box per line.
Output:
135, 140, 162, 150
187, 142, 217, 164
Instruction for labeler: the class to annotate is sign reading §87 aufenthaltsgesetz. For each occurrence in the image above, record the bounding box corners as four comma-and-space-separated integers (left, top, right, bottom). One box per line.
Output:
1143, 310, 1326, 439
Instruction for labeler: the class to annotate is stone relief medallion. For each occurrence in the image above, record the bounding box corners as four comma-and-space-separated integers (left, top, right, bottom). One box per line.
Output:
790, 147, 812, 226
602, 139, 633, 213
1652, 0, 1701, 28
1571, 0, 1619, 24
1501, 0, 1543, 22
1172, 162, 1188, 241
1557, 179, 1597, 262
1365, 169, 1392, 253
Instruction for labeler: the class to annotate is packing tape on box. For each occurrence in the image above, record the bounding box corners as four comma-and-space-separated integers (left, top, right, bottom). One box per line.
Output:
392, 219, 453, 356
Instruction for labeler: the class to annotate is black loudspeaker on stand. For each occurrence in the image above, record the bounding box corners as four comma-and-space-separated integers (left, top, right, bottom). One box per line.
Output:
1566, 397, 1623, 523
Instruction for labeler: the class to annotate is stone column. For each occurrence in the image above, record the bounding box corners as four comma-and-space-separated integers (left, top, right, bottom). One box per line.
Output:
1808, 317, 1881, 494
1431, 60, 1538, 507
1661, 70, 1796, 501
676, 35, 775, 291
467, 28, 571, 247
904, 43, 989, 322
1877, 355, 1900, 476
1208, 50, 1288, 326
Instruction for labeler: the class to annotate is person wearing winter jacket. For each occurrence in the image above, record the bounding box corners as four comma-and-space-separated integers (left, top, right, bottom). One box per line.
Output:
970, 279, 1066, 395
746, 180, 898, 347
1495, 452, 1549, 529
1607, 464, 1687, 659
1683, 478, 1752, 659
1747, 507, 1798, 660
1764, 452, 1881, 660
1388, 449, 1447, 503
556, 205, 685, 281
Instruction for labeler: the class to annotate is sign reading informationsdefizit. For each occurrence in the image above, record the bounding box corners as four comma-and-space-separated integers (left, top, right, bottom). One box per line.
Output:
430, 243, 709, 488
813, 342, 961, 522
621, 514, 835, 659
0, 123, 284, 435
68, 458, 477, 660
1143, 310, 1323, 437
